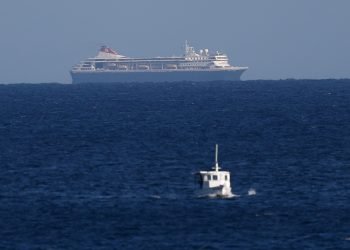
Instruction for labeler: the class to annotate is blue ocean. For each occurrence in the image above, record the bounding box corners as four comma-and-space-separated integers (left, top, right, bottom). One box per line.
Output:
1, 80, 350, 249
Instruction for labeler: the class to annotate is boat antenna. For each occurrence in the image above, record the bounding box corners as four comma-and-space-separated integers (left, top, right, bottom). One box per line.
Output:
214, 144, 220, 171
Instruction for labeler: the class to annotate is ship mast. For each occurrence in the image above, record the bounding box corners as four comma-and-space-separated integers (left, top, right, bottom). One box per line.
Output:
214, 144, 220, 171
185, 40, 189, 56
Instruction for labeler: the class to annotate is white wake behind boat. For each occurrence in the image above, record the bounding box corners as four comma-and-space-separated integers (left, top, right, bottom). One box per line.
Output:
196, 144, 233, 198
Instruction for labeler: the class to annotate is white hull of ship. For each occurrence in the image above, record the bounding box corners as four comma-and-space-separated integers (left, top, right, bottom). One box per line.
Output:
70, 68, 247, 84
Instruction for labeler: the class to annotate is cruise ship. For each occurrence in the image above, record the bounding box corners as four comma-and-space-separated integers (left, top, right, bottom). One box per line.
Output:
70, 42, 248, 83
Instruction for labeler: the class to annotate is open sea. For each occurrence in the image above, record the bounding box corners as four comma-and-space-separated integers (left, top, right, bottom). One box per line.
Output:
1, 79, 350, 249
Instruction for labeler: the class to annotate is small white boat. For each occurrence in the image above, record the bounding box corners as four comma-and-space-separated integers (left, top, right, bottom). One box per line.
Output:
196, 144, 233, 198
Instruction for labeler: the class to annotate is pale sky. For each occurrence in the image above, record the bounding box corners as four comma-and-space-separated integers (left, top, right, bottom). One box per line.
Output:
0, 0, 349, 83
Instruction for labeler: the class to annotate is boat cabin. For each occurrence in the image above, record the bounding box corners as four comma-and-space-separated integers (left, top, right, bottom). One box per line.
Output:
198, 170, 231, 189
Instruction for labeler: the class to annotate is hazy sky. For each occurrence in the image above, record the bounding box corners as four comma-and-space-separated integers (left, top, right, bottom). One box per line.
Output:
0, 0, 349, 83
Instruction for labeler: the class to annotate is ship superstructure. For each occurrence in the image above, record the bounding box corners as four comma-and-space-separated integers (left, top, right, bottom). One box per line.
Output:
70, 42, 248, 83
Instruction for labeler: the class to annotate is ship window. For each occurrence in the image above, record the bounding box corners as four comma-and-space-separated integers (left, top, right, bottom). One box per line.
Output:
225, 175, 228, 181
95, 62, 103, 69
213, 175, 218, 180
207, 175, 211, 180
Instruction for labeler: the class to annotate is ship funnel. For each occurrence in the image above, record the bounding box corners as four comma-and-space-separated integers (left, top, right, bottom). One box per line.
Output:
95, 45, 124, 59
100, 46, 118, 55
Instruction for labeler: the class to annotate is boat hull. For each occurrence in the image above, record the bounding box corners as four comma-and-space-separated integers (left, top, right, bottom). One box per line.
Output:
196, 185, 233, 198
70, 68, 247, 84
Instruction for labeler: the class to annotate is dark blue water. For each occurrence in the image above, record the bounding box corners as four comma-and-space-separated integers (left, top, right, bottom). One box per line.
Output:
1, 80, 350, 249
